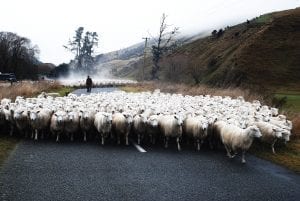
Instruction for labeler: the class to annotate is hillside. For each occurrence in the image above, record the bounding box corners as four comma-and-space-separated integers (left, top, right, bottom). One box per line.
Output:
108, 8, 300, 90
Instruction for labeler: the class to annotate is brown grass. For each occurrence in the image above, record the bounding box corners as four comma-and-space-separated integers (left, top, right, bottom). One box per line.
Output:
0, 81, 62, 100
291, 114, 300, 139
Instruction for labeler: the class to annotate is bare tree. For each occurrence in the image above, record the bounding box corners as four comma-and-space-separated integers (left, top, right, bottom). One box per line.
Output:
151, 13, 179, 80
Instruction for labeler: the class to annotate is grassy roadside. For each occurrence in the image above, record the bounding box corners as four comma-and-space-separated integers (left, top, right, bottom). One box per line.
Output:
250, 139, 300, 173
120, 82, 300, 173
0, 81, 73, 167
0, 136, 20, 167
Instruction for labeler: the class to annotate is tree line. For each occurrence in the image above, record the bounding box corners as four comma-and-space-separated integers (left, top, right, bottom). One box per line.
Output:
0, 32, 40, 79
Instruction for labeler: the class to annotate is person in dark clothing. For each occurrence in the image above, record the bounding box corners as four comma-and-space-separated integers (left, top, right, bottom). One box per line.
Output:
86, 76, 93, 92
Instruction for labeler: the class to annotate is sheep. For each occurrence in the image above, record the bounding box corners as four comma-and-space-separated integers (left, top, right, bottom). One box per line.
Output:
215, 121, 262, 163
133, 114, 147, 145
65, 111, 80, 141
50, 110, 67, 142
252, 121, 283, 154
183, 116, 208, 151
79, 109, 96, 142
146, 114, 160, 144
3, 106, 16, 136
28, 108, 53, 141
37, 92, 60, 98
112, 112, 133, 145
12, 107, 31, 137
159, 115, 183, 151
94, 112, 112, 145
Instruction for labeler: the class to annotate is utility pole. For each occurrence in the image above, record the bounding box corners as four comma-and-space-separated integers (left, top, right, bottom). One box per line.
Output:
142, 37, 150, 81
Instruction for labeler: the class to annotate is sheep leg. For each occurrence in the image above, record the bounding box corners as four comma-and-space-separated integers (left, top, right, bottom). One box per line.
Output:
242, 151, 246, 164
126, 134, 129, 146
271, 139, 277, 154
224, 144, 233, 158
177, 137, 181, 151
165, 137, 169, 148
117, 135, 121, 145
70, 133, 74, 142
197, 139, 201, 151
56, 133, 60, 142
31, 130, 34, 139
83, 131, 87, 142
34, 129, 38, 141
101, 133, 105, 145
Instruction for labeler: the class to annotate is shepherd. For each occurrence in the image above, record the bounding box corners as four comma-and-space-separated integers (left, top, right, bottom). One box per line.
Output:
86, 75, 93, 92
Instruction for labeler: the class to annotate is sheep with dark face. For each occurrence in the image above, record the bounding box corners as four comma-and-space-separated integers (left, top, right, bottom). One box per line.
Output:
50, 110, 67, 142
112, 112, 133, 145
94, 112, 112, 145
159, 114, 183, 151
28, 108, 53, 140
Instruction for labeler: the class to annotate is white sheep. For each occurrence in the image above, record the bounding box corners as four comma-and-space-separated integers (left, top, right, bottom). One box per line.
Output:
133, 114, 147, 145
50, 110, 67, 142
159, 115, 183, 151
112, 112, 133, 145
183, 116, 208, 151
28, 108, 53, 141
79, 109, 96, 142
253, 121, 283, 154
94, 112, 112, 145
215, 121, 262, 163
13, 107, 30, 137
65, 111, 80, 141
146, 114, 160, 144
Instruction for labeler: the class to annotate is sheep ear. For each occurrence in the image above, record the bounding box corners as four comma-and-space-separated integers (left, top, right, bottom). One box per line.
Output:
272, 128, 277, 132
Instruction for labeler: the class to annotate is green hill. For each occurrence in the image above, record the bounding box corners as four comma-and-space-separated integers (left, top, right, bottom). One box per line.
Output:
114, 8, 300, 90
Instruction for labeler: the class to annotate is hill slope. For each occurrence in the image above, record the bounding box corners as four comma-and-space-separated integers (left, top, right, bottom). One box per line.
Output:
111, 8, 300, 89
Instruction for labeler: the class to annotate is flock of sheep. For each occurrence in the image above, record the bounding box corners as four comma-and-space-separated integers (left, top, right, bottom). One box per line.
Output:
59, 78, 137, 87
0, 90, 293, 163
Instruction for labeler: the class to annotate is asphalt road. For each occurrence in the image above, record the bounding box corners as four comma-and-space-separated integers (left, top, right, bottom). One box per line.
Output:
1, 88, 299, 201
71, 87, 118, 95
0, 139, 300, 201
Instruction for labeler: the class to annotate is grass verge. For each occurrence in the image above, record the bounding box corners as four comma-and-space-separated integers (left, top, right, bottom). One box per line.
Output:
251, 139, 300, 173
0, 136, 19, 167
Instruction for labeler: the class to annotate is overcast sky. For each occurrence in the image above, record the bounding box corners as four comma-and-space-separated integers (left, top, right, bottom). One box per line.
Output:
0, 0, 299, 65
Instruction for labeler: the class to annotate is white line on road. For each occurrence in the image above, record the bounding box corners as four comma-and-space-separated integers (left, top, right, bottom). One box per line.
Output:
132, 142, 147, 153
